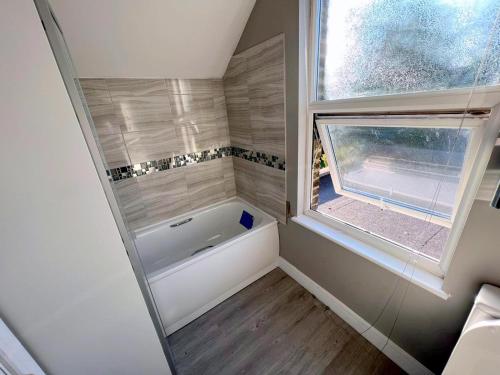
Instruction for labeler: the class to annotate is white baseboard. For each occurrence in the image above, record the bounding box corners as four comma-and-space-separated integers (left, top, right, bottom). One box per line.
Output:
165, 264, 277, 335
277, 256, 434, 375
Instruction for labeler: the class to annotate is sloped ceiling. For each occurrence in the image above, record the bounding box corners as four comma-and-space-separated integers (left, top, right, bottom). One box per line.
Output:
49, 0, 256, 78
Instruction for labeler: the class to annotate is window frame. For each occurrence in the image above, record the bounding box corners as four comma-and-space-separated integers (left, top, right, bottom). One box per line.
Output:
315, 115, 486, 228
296, 0, 500, 281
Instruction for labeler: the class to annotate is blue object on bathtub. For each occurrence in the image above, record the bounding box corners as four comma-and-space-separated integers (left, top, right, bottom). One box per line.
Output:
240, 210, 254, 230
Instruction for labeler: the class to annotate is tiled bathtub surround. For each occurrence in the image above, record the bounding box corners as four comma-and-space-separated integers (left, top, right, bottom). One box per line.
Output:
107, 146, 233, 181
79, 78, 230, 167
80, 78, 233, 229
114, 158, 236, 231
107, 146, 285, 182
224, 34, 287, 223
232, 147, 285, 170
81, 38, 287, 228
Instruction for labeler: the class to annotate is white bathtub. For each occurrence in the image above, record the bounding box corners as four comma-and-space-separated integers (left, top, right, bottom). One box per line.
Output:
133, 197, 279, 335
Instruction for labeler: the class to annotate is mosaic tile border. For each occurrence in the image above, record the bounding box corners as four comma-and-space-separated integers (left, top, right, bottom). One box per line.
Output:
107, 146, 285, 182
231, 147, 286, 171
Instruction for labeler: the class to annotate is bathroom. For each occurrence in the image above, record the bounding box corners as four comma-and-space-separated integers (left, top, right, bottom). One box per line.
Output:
1, 0, 500, 374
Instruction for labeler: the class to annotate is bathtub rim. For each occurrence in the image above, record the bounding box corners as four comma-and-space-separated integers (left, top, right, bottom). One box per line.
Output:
133, 197, 278, 283
133, 196, 274, 239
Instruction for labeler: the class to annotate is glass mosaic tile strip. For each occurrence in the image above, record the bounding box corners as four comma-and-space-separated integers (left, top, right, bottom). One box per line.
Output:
231, 147, 286, 171
106, 146, 285, 182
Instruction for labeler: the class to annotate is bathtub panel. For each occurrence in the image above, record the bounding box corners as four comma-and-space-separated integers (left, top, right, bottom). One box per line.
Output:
150, 222, 279, 335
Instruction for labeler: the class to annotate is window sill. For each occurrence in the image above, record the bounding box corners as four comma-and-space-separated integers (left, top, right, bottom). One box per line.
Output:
291, 214, 450, 300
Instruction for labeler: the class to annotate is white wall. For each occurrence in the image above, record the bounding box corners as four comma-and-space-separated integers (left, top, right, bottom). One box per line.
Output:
49, 0, 256, 78
0, 1, 172, 374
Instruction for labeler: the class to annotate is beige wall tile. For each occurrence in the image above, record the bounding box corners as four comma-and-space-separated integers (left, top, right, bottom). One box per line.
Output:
226, 97, 253, 149
165, 79, 216, 96
224, 34, 285, 159
254, 162, 286, 223
222, 157, 237, 197
106, 79, 168, 97
233, 157, 257, 205
169, 94, 215, 126
98, 133, 130, 168
113, 96, 173, 132
114, 177, 148, 231
214, 96, 228, 119
245, 34, 284, 71
211, 79, 225, 98
123, 127, 178, 164
80, 79, 123, 135
249, 84, 286, 158
176, 122, 229, 154
185, 159, 226, 210
224, 35, 287, 222
247, 63, 284, 87
224, 56, 247, 79
87, 103, 124, 136
137, 168, 190, 225
80, 79, 110, 106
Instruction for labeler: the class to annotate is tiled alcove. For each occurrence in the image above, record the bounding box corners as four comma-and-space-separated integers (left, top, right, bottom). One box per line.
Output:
80, 34, 287, 229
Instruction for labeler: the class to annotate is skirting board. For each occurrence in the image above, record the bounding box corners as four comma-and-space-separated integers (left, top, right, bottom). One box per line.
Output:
277, 256, 434, 375
165, 264, 277, 335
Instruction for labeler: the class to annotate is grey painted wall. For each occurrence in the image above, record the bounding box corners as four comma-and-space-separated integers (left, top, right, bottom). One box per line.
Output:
236, 0, 500, 372
0, 1, 172, 374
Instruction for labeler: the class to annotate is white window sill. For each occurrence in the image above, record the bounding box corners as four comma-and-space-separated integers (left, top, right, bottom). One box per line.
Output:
291, 214, 450, 300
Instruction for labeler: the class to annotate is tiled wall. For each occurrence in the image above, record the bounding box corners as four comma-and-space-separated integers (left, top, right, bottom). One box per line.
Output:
80, 34, 287, 229
224, 34, 287, 222
80, 78, 236, 230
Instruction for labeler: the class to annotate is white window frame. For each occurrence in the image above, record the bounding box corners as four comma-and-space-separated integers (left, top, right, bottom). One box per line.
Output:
296, 0, 500, 291
316, 114, 487, 228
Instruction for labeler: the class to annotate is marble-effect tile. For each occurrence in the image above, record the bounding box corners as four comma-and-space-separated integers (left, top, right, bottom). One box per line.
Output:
114, 177, 148, 231
137, 168, 190, 226
98, 133, 130, 168
185, 159, 226, 210
123, 127, 178, 164
81, 62, 286, 228
224, 34, 287, 222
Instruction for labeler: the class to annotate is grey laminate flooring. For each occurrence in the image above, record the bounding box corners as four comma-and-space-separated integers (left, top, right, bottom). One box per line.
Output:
169, 268, 404, 375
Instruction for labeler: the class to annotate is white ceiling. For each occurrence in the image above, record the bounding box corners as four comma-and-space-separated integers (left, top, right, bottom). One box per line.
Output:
49, 0, 255, 78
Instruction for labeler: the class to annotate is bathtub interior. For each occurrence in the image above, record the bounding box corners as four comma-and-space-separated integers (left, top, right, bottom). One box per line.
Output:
133, 198, 274, 276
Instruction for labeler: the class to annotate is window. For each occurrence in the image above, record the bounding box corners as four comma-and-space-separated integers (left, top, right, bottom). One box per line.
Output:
316, 0, 500, 100
298, 0, 500, 280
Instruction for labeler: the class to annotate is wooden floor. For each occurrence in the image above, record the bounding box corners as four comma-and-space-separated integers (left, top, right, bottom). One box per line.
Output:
169, 268, 404, 375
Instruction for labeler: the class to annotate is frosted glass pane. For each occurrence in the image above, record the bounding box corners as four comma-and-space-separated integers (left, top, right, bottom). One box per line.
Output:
317, 0, 500, 100
326, 125, 470, 219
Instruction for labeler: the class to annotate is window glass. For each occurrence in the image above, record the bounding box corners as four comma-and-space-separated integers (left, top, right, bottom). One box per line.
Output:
316, 0, 500, 100
313, 122, 474, 260
326, 125, 470, 219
